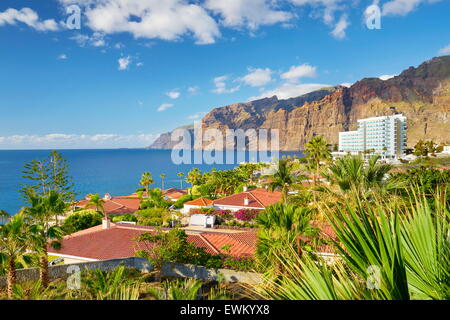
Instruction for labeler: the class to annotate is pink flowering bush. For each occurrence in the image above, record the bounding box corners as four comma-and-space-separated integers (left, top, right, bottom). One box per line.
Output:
234, 209, 259, 221
214, 209, 233, 221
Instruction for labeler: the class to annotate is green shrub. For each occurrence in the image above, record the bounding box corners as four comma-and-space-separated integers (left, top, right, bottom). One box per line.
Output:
111, 214, 138, 223
135, 208, 169, 226
62, 210, 103, 233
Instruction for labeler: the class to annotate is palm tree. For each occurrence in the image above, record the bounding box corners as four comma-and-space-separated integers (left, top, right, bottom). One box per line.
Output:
177, 172, 184, 189
256, 203, 318, 267
140, 172, 154, 197
159, 173, 166, 190
322, 154, 394, 198
0, 214, 30, 299
304, 136, 331, 184
256, 190, 449, 300
24, 191, 64, 289
148, 279, 203, 300
82, 266, 140, 300
266, 159, 298, 203
186, 168, 203, 187
85, 193, 106, 217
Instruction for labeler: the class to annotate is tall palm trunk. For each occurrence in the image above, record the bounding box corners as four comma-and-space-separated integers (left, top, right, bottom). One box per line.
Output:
7, 259, 17, 300
282, 186, 288, 204
39, 245, 49, 288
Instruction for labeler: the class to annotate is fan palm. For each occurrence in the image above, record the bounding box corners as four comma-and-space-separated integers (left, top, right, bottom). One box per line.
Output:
256, 203, 318, 268
140, 172, 154, 197
304, 136, 331, 184
256, 190, 449, 300
82, 266, 141, 300
148, 279, 203, 300
0, 215, 30, 299
85, 193, 106, 217
24, 191, 65, 289
265, 159, 299, 204
159, 173, 166, 190
322, 154, 395, 198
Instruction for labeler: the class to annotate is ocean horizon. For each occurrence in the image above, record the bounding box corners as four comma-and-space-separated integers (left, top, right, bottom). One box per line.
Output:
0, 149, 303, 214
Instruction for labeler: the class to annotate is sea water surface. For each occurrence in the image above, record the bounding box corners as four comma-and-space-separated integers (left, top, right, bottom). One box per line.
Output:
0, 149, 302, 214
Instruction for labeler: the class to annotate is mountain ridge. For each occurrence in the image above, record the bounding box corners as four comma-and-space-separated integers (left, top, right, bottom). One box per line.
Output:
149, 56, 450, 151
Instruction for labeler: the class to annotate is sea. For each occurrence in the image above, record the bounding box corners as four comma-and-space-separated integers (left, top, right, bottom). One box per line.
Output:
0, 149, 303, 215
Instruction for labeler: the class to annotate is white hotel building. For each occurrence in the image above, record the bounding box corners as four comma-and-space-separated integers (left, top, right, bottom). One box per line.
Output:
338, 114, 407, 160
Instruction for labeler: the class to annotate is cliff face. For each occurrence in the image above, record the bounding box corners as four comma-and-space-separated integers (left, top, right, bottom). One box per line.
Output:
149, 56, 450, 150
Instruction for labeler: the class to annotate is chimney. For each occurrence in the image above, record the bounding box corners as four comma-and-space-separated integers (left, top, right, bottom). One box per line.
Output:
102, 217, 111, 229
244, 197, 249, 206
243, 186, 248, 192
104, 193, 112, 200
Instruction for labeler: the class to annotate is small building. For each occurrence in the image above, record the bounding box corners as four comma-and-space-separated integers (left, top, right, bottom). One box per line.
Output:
162, 188, 188, 202
213, 188, 282, 212
338, 114, 407, 160
182, 197, 214, 214
48, 221, 256, 264
76, 194, 141, 216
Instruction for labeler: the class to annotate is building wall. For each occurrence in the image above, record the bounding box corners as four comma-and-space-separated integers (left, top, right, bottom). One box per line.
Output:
339, 114, 407, 159
0, 257, 264, 288
213, 204, 263, 212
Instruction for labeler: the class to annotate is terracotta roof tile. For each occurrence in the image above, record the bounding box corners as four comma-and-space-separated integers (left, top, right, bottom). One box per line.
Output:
213, 189, 281, 209
162, 188, 188, 200
76, 197, 141, 215
49, 224, 252, 260
184, 198, 214, 206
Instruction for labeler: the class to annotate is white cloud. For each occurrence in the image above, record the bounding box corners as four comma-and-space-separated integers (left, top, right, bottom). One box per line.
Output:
281, 64, 317, 82
70, 32, 106, 47
340, 82, 353, 88
188, 112, 207, 120
57, 54, 68, 60
382, 0, 421, 16
379, 74, 396, 80
0, 7, 59, 31
212, 75, 240, 94
188, 86, 200, 95
438, 44, 450, 55
158, 103, 174, 112
118, 56, 131, 70
249, 82, 330, 100
61, 0, 221, 45
0, 133, 158, 149
330, 14, 349, 39
136, 62, 144, 67
205, 0, 292, 30
166, 90, 181, 99
240, 67, 272, 87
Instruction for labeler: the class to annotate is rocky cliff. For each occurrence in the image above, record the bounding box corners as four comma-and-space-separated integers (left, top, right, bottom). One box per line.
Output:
149, 56, 450, 150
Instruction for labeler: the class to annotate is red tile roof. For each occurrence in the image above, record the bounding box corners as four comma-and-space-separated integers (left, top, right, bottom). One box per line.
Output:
76, 197, 141, 215
49, 224, 220, 260
213, 188, 281, 209
200, 230, 257, 257
184, 198, 214, 206
49, 224, 257, 260
162, 188, 188, 200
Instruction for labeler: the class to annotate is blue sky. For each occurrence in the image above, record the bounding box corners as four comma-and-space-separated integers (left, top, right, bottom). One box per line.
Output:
0, 0, 449, 149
